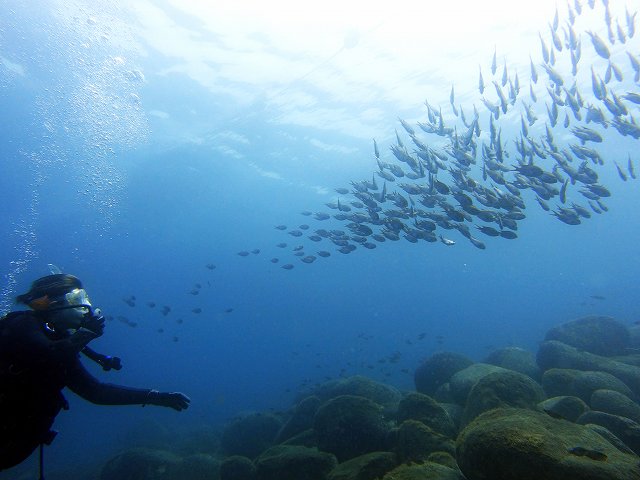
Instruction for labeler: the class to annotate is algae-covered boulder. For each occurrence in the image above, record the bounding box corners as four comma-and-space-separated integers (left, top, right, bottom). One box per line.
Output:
221, 412, 282, 458
396, 392, 456, 437
276, 396, 322, 443
100, 448, 181, 480
577, 410, 640, 454
539, 396, 589, 422
327, 452, 396, 480
220, 456, 256, 480
314, 395, 389, 462
485, 346, 541, 380
281, 428, 318, 448
171, 454, 220, 480
591, 389, 640, 423
541, 368, 581, 397
457, 408, 640, 480
394, 420, 455, 463
414, 352, 473, 396
254, 445, 337, 480
544, 315, 630, 356
449, 363, 508, 404
573, 371, 634, 402
311, 376, 402, 409
537, 341, 640, 395
382, 462, 465, 480
439, 403, 463, 429
461, 370, 545, 425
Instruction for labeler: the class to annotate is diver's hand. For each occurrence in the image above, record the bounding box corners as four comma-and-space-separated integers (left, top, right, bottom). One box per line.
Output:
83, 314, 105, 337
146, 390, 191, 411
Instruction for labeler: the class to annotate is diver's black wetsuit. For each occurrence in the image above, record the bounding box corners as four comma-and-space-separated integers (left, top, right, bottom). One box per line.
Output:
0, 311, 151, 470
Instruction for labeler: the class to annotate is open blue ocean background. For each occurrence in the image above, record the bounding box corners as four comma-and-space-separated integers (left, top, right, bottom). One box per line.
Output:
1, 0, 639, 477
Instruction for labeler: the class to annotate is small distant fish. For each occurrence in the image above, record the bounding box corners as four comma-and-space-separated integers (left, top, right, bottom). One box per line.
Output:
335, 188, 349, 194
282, 264, 294, 270
590, 295, 606, 300
301, 255, 316, 264
224, 308, 233, 313
439, 235, 455, 246
289, 230, 303, 237
237, 251, 249, 256
205, 264, 216, 270
275, 225, 287, 230
300, 211, 312, 216
276, 243, 287, 248
317, 251, 331, 257
192, 308, 202, 314
146, 301, 156, 308
161, 306, 171, 316
251, 249, 260, 254
567, 446, 607, 461
271, 258, 279, 263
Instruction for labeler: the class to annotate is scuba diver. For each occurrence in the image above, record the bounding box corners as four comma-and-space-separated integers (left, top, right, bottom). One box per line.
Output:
0, 273, 190, 473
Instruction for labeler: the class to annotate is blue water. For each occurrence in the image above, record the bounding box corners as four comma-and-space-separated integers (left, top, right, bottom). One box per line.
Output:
1, 0, 640, 477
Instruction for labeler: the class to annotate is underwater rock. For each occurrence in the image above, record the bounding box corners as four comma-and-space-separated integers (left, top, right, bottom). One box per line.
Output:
537, 340, 640, 396
281, 428, 318, 448
457, 408, 640, 480
311, 375, 402, 410
171, 454, 220, 480
425, 451, 459, 470
254, 445, 337, 480
539, 396, 589, 422
544, 315, 630, 357
276, 395, 322, 443
220, 455, 256, 480
541, 368, 635, 401
221, 412, 282, 459
99, 448, 181, 480
591, 389, 640, 423
586, 424, 637, 455
461, 370, 545, 426
433, 382, 455, 403
485, 346, 541, 380
313, 395, 389, 462
381, 462, 465, 480
396, 392, 456, 437
327, 451, 397, 480
414, 352, 473, 396
439, 403, 463, 430
449, 363, 508, 404
393, 420, 456, 463
577, 410, 640, 454
628, 325, 640, 350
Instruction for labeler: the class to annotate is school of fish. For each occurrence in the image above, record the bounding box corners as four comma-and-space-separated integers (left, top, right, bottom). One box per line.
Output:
255, 0, 640, 268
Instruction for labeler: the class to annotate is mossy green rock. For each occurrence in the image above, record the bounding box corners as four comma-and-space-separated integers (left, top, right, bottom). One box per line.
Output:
254, 445, 337, 480
396, 392, 456, 437
577, 410, 640, 454
281, 428, 318, 448
544, 315, 630, 356
313, 376, 402, 409
541, 368, 581, 397
100, 448, 181, 480
591, 389, 640, 423
573, 371, 634, 402
461, 370, 545, 425
457, 408, 640, 480
171, 454, 220, 480
220, 455, 256, 480
537, 341, 640, 396
327, 452, 396, 480
382, 462, 464, 480
449, 363, 508, 404
276, 396, 322, 443
485, 346, 541, 380
394, 420, 455, 463
538, 396, 589, 422
426, 451, 459, 469
414, 352, 473, 396
221, 412, 282, 458
314, 395, 389, 462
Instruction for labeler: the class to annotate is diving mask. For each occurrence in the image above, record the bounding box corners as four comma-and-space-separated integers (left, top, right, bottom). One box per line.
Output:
45, 288, 101, 334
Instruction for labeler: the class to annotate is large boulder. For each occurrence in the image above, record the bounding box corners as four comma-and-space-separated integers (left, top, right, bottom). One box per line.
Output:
591, 389, 640, 423
485, 347, 541, 380
576, 410, 640, 454
311, 376, 402, 410
393, 420, 456, 463
254, 445, 337, 480
537, 341, 640, 396
414, 352, 473, 396
538, 396, 589, 422
457, 408, 640, 480
220, 456, 256, 480
313, 395, 389, 462
327, 452, 397, 480
461, 370, 545, 425
449, 363, 509, 404
100, 448, 181, 480
171, 454, 220, 480
544, 315, 630, 356
381, 462, 464, 480
276, 396, 321, 443
396, 392, 456, 437
221, 413, 282, 458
